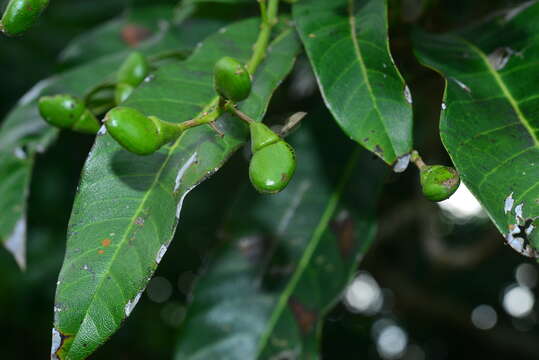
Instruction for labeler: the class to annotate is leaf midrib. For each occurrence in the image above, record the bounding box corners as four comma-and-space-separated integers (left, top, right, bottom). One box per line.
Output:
347, 0, 396, 161
255, 148, 361, 356
64, 24, 295, 355
65, 125, 195, 353
460, 37, 539, 146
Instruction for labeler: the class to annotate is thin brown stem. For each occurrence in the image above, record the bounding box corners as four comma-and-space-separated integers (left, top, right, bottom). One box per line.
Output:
411, 150, 427, 170
225, 103, 254, 124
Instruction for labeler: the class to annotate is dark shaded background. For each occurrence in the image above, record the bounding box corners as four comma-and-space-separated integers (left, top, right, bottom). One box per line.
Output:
0, 0, 537, 359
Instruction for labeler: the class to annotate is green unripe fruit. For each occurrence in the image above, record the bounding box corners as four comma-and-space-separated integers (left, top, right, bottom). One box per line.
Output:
248, 122, 296, 194
114, 83, 134, 105
420, 165, 460, 202
1, 0, 49, 36
104, 107, 182, 155
250, 122, 281, 153
117, 52, 150, 87
214, 56, 252, 102
249, 141, 296, 194
38, 95, 100, 134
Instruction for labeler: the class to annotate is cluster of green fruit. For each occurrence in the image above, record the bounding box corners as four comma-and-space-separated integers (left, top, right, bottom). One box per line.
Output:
37, 50, 459, 200
38, 51, 149, 134
38, 54, 297, 194
1, 0, 49, 36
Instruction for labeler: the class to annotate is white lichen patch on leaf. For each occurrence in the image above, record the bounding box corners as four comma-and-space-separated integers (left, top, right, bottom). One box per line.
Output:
505, 224, 538, 258
50, 328, 62, 360
503, 195, 539, 258
13, 147, 26, 159
176, 186, 195, 219
174, 152, 198, 193
155, 244, 168, 264
515, 203, 524, 220
125, 291, 143, 317
504, 1, 536, 22
450, 78, 471, 92
404, 85, 413, 104
97, 125, 107, 136
488, 47, 516, 71
526, 224, 535, 236
504, 192, 515, 214
393, 153, 411, 173
143, 74, 155, 83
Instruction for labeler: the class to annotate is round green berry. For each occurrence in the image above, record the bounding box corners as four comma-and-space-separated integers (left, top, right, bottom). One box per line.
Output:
104, 107, 182, 155
214, 56, 252, 102
114, 83, 134, 105
117, 52, 150, 87
1, 0, 49, 36
249, 141, 296, 194
420, 165, 460, 202
38, 94, 100, 134
104, 107, 162, 155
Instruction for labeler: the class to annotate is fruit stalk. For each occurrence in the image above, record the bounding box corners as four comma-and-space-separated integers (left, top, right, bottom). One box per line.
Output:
224, 102, 254, 124
411, 150, 426, 170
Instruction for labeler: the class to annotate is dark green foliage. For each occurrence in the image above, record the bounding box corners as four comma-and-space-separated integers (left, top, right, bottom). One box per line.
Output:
1, 1, 539, 360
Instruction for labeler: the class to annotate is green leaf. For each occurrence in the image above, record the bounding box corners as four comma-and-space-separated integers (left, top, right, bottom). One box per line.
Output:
0, 57, 121, 269
0, 5, 205, 269
59, 4, 226, 67
59, 5, 179, 65
412, 3, 539, 255
293, 0, 414, 167
0, 152, 32, 270
174, 117, 387, 359
52, 19, 300, 360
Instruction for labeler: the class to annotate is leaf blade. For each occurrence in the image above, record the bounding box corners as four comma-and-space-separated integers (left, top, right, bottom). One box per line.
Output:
175, 115, 387, 359
293, 0, 413, 165
412, 3, 539, 254
53, 20, 300, 360
0, 6, 194, 269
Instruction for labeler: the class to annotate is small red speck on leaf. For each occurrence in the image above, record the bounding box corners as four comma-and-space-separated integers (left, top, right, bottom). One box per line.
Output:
330, 212, 356, 258
289, 297, 317, 334
121, 25, 151, 47
102, 238, 112, 247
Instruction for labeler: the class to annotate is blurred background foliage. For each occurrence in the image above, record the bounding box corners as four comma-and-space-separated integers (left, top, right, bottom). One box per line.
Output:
1, 0, 538, 359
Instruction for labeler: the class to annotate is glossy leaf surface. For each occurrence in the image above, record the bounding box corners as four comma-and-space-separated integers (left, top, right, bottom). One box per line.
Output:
0, 6, 189, 269
52, 19, 300, 360
413, 3, 539, 251
293, 0, 413, 166
175, 117, 387, 359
